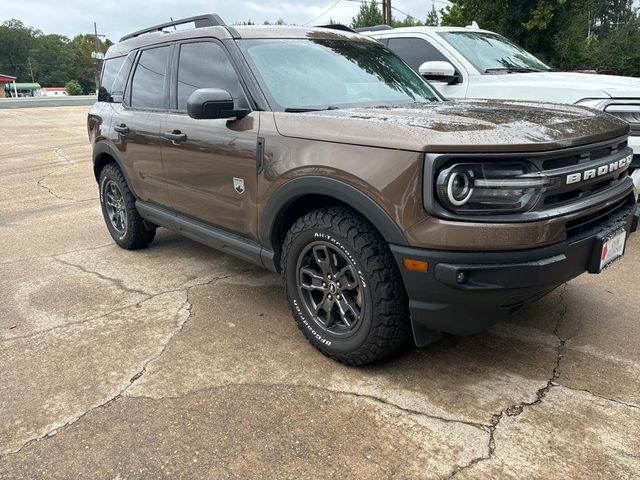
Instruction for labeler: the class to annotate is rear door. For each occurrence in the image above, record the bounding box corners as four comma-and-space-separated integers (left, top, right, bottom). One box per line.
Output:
111, 45, 172, 205
161, 40, 259, 239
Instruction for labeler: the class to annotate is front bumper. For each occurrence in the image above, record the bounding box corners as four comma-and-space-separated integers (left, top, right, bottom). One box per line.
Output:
391, 202, 639, 346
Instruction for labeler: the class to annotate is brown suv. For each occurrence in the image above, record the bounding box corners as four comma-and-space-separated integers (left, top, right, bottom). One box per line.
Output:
88, 14, 639, 365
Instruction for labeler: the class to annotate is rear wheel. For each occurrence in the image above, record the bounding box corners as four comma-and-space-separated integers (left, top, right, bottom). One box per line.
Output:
281, 207, 410, 365
99, 163, 155, 249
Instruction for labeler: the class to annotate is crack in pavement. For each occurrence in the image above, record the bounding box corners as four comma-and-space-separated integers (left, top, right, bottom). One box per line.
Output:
0, 243, 114, 267
445, 283, 570, 479
0, 141, 88, 161
130, 381, 495, 477
1, 286, 183, 344
36, 148, 77, 201
127, 383, 492, 432
0, 272, 248, 459
52, 256, 152, 297
2, 377, 494, 474
556, 385, 639, 410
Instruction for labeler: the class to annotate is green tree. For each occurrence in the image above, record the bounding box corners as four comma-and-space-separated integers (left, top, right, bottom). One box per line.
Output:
391, 16, 424, 27
65, 79, 83, 95
425, 4, 439, 26
69, 34, 111, 95
30, 34, 76, 86
350, 0, 384, 28
0, 19, 39, 80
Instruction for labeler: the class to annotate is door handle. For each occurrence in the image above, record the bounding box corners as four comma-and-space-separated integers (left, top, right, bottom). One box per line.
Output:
114, 123, 129, 134
163, 130, 187, 144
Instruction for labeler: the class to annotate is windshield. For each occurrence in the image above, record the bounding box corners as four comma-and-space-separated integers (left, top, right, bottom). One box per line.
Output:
239, 38, 439, 111
439, 31, 550, 73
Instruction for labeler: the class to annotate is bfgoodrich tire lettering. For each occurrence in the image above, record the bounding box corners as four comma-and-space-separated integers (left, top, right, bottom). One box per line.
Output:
99, 163, 156, 250
281, 207, 410, 365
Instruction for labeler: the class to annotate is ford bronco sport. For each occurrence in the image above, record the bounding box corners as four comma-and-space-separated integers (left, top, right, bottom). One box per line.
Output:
88, 14, 639, 365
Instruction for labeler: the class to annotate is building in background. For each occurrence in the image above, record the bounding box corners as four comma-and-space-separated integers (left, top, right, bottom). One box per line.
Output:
0, 74, 17, 98
3, 82, 41, 97
42, 87, 68, 96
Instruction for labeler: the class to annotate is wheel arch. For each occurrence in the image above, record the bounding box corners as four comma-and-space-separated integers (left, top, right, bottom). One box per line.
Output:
260, 176, 408, 270
92, 142, 137, 197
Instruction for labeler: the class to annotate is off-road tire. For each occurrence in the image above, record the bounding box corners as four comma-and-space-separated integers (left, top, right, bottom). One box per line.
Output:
281, 207, 410, 365
99, 163, 156, 250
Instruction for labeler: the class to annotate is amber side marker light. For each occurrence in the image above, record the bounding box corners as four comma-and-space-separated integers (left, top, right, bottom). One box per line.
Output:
402, 258, 429, 272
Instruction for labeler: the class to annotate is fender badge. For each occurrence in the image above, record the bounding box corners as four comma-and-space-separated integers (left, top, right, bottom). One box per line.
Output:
233, 177, 245, 194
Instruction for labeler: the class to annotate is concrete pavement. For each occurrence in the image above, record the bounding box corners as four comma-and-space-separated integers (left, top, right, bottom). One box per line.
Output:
0, 106, 638, 479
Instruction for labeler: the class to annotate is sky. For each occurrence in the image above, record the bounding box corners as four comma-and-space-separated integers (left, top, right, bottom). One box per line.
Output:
1, 0, 452, 41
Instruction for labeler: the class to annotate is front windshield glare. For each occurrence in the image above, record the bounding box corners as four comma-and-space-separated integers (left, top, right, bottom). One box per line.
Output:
239, 38, 438, 110
439, 32, 550, 73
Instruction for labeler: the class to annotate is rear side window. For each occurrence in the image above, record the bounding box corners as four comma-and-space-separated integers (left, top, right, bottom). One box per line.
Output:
99, 53, 134, 103
387, 37, 449, 71
176, 42, 245, 111
130, 46, 170, 109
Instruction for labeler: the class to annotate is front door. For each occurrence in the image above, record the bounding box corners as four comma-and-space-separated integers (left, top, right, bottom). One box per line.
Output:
161, 40, 259, 239
386, 36, 468, 100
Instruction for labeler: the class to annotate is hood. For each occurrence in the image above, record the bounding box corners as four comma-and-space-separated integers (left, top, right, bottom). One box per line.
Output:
274, 100, 630, 153
495, 71, 640, 100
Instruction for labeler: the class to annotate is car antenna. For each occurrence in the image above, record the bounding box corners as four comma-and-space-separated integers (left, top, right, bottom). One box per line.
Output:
466, 21, 480, 29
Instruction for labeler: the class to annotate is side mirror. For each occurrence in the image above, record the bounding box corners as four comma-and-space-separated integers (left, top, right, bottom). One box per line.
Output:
418, 61, 460, 85
187, 88, 249, 120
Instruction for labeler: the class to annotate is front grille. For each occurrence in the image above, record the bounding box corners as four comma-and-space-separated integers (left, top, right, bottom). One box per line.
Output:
541, 141, 626, 171
535, 138, 631, 210
565, 196, 631, 239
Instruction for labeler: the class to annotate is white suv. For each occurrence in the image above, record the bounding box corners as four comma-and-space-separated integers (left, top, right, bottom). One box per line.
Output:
363, 25, 640, 193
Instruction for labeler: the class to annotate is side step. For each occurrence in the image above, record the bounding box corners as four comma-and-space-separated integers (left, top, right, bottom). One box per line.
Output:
135, 200, 277, 271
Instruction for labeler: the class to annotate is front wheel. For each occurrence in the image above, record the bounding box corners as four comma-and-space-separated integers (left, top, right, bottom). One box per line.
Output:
281, 207, 410, 365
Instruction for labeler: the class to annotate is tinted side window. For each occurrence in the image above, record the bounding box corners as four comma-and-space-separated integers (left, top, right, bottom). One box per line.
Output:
99, 53, 134, 103
110, 53, 135, 103
99, 56, 125, 102
177, 42, 244, 111
387, 38, 449, 71
130, 46, 170, 109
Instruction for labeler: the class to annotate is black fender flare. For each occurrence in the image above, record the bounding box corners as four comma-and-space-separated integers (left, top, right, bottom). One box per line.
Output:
92, 141, 138, 198
260, 176, 408, 251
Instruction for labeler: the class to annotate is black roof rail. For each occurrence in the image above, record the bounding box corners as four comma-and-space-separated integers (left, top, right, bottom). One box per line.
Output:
316, 24, 356, 33
120, 14, 226, 41
354, 25, 394, 33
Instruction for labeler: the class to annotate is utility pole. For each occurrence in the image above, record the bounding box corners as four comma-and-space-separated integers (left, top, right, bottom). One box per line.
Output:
27, 57, 35, 83
382, 0, 392, 25
85, 22, 106, 94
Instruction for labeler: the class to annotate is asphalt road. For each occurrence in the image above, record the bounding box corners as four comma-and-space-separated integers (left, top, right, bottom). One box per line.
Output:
0, 106, 639, 479
0, 95, 96, 108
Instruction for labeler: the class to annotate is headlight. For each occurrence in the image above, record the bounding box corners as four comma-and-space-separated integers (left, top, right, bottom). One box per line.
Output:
435, 162, 558, 214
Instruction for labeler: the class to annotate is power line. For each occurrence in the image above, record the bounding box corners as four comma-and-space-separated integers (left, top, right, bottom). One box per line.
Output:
391, 5, 420, 21
303, 0, 343, 26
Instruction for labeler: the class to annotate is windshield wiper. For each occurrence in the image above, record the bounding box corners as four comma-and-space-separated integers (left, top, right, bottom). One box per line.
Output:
485, 67, 545, 73
284, 106, 340, 113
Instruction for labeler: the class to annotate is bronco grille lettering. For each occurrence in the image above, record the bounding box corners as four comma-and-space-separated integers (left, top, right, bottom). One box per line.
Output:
566, 154, 632, 185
